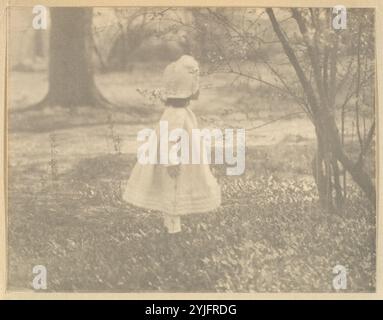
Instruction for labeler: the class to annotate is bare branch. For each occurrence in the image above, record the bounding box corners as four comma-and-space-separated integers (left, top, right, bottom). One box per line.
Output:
266, 9, 320, 117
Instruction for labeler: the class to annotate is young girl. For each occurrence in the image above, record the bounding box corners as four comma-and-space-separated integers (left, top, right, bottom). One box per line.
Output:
123, 55, 221, 233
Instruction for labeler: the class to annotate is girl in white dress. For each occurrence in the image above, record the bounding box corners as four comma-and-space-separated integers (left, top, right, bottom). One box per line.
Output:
123, 55, 221, 233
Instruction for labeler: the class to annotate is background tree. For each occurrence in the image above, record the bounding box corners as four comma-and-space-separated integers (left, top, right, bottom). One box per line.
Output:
36, 7, 110, 109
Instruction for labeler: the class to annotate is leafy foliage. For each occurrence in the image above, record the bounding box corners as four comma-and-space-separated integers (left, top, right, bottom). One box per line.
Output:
8, 150, 375, 292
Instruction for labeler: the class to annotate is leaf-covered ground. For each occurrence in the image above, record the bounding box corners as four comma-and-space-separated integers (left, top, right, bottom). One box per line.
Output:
8, 150, 375, 292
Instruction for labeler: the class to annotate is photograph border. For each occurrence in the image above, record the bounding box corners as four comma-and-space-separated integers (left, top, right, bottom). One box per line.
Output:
0, 0, 382, 300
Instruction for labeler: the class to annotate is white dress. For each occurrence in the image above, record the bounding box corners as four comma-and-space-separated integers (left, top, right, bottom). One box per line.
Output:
123, 106, 221, 216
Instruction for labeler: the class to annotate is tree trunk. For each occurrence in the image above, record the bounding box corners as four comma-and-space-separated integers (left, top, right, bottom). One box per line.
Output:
312, 134, 332, 211
40, 8, 108, 108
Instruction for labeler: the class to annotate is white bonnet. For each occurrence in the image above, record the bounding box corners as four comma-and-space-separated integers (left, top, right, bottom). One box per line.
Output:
162, 55, 200, 99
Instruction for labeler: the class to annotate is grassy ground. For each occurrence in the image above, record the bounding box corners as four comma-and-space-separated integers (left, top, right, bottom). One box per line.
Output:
7, 70, 375, 292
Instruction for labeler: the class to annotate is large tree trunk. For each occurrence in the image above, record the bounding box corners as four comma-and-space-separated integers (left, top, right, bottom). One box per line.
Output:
40, 8, 108, 108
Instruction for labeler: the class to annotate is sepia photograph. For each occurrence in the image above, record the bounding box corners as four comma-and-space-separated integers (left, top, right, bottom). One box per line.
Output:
3, 4, 378, 294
